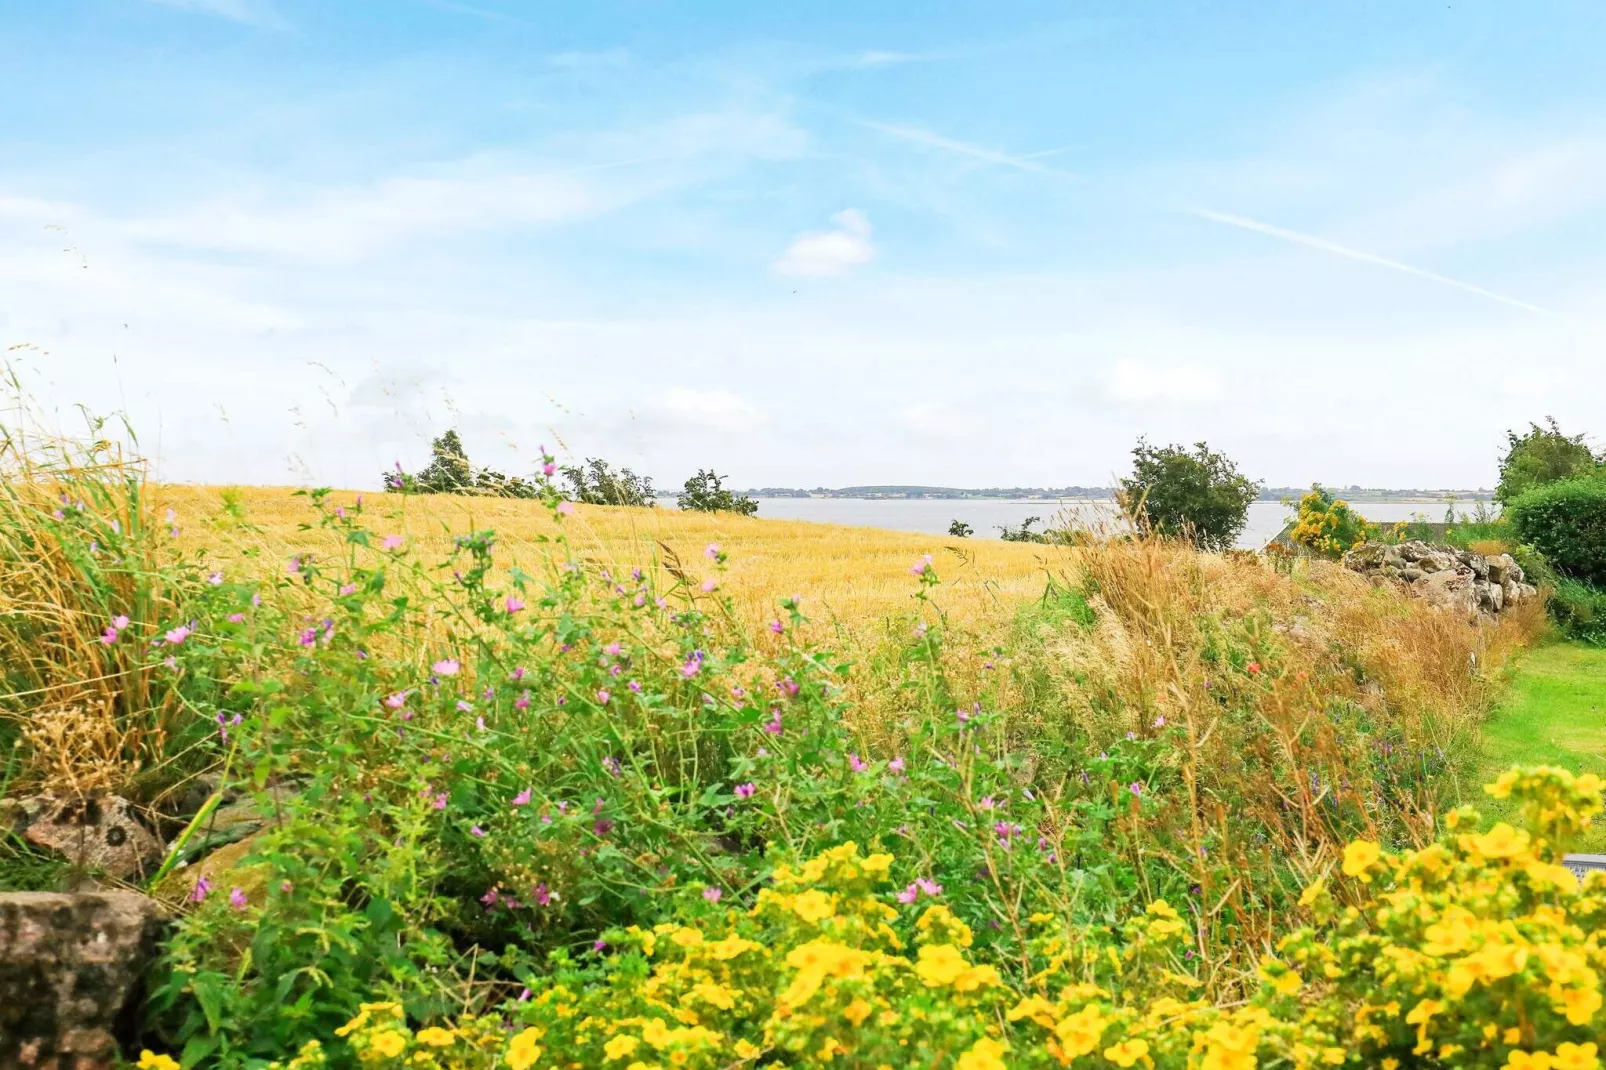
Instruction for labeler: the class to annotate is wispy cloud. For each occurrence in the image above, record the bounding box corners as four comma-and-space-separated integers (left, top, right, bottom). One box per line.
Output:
772, 209, 875, 277
143, 0, 279, 26
859, 120, 1076, 177
1192, 208, 1559, 318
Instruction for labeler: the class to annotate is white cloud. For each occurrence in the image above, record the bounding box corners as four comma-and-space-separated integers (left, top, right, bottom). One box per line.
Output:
772, 209, 875, 277
1100, 359, 1224, 405
651, 388, 767, 433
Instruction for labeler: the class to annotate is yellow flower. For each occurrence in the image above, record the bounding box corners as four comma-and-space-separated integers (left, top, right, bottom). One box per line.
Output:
137, 1053, 181, 1070
1104, 1039, 1150, 1068
504, 1027, 544, 1070
1555, 1043, 1601, 1070
791, 889, 836, 923
861, 852, 894, 877
369, 1031, 407, 1059
1006, 996, 1056, 1026
670, 928, 704, 948
1342, 840, 1382, 881
1053, 1006, 1106, 1058
1297, 877, 1325, 908
915, 943, 969, 987
1557, 986, 1603, 1026
415, 1027, 456, 1048
1508, 1053, 1553, 1070
604, 1035, 640, 1061
1470, 823, 1532, 860
734, 1039, 762, 1060
957, 1037, 1009, 1070
843, 999, 873, 1026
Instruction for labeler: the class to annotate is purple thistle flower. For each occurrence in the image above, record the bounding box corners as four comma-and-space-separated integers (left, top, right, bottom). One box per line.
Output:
510, 666, 527, 680
100, 626, 119, 645
593, 939, 607, 952
298, 627, 317, 647
604, 641, 621, 656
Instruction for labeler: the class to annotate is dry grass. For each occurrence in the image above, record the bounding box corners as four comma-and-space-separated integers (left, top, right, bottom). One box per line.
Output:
153, 485, 1060, 639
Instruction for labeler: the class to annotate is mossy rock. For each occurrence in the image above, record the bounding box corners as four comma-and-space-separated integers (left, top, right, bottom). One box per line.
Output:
152, 831, 271, 908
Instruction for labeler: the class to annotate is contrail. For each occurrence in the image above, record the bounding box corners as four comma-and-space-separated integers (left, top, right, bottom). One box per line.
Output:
1192, 208, 1558, 318
859, 120, 1077, 177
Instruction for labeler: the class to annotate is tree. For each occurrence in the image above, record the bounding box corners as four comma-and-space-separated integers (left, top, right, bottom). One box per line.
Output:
1495, 418, 1601, 504
1119, 439, 1261, 552
385, 430, 540, 498
998, 516, 1046, 543
947, 519, 973, 538
561, 458, 657, 507
677, 470, 758, 515
1288, 485, 1373, 558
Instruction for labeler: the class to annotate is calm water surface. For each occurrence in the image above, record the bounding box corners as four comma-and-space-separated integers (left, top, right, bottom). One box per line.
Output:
657, 497, 1471, 549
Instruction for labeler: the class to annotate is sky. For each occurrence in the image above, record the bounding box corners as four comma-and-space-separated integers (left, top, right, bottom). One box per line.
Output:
3, 0, 1606, 491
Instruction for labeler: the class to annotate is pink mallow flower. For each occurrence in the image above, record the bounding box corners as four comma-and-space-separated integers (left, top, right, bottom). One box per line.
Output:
384, 692, 408, 709
505, 596, 525, 614
511, 788, 532, 806
703, 887, 722, 903
381, 535, 404, 551
433, 658, 460, 677
164, 624, 192, 646
849, 754, 868, 772
229, 887, 248, 910
734, 782, 756, 799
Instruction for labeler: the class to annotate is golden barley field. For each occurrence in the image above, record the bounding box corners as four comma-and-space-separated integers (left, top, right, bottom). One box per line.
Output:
154, 486, 1063, 637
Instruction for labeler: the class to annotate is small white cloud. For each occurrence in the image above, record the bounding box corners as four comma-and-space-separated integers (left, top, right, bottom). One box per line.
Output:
1101, 359, 1223, 405
652, 388, 767, 433
772, 209, 875, 277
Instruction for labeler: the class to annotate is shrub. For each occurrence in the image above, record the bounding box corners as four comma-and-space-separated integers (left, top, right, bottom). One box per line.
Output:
1551, 578, 1606, 646
285, 766, 1606, 1070
678, 470, 758, 515
1507, 476, 1606, 587
561, 457, 656, 506
1119, 440, 1260, 552
1287, 485, 1373, 557
1496, 418, 1601, 504
998, 516, 1046, 542
948, 520, 973, 538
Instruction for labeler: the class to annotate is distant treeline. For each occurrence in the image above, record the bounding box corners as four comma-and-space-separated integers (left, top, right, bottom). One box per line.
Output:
736, 484, 1494, 501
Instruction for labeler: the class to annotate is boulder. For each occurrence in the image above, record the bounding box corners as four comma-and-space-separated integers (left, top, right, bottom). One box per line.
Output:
1418, 569, 1478, 615
1457, 550, 1489, 580
1479, 580, 1504, 614
0, 891, 168, 1069
5, 796, 163, 882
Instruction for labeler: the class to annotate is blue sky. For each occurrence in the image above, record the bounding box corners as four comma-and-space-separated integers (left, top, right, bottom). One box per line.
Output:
4, 0, 1606, 489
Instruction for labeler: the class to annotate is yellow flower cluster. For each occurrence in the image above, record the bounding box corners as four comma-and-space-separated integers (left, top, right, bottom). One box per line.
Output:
256, 767, 1605, 1069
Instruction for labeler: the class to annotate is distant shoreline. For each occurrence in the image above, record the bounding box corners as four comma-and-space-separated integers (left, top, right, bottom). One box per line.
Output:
718, 486, 1495, 503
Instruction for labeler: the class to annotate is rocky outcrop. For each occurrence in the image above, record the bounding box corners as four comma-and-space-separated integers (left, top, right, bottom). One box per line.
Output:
1343, 541, 1536, 616
4, 795, 163, 882
0, 891, 168, 1068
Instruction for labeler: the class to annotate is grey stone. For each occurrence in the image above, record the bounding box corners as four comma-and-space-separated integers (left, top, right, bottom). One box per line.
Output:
1399, 567, 1426, 583
1457, 551, 1489, 580
1487, 553, 1515, 586
1417, 568, 1479, 615
0, 891, 168, 1069
4, 795, 163, 882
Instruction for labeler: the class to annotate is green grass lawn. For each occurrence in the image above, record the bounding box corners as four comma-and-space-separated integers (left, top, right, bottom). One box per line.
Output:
1475, 641, 1606, 851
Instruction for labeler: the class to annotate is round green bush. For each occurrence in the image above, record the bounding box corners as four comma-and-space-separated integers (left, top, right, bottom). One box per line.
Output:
1507, 475, 1606, 587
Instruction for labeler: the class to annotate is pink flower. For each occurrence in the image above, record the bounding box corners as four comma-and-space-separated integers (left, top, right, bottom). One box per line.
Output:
208, 571, 224, 586
602, 756, 622, 776
228, 887, 248, 910
511, 788, 531, 806
382, 535, 404, 551
603, 641, 621, 656
734, 782, 756, 799
227, 613, 245, 624
510, 665, 527, 680
705, 543, 720, 559
533, 882, 551, 906
189, 876, 212, 902
898, 884, 919, 904
769, 620, 784, 635
777, 678, 800, 698
113, 615, 130, 630
505, 596, 525, 614
470, 825, 486, 838
433, 793, 448, 810
700, 579, 716, 592
456, 700, 474, 713
340, 583, 357, 596
1153, 715, 1166, 728
681, 658, 701, 678
703, 887, 722, 903
557, 501, 574, 516
515, 690, 531, 710
287, 556, 303, 576
433, 658, 460, 677
888, 756, 905, 773
910, 554, 932, 575
763, 712, 783, 735
100, 626, 119, 645
596, 689, 611, 705
1129, 781, 1143, 798
979, 796, 997, 811
164, 624, 192, 646
298, 627, 318, 647
916, 878, 943, 897
849, 754, 868, 772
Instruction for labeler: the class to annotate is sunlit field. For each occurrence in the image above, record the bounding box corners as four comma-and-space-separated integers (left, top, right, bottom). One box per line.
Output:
155, 485, 1062, 637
